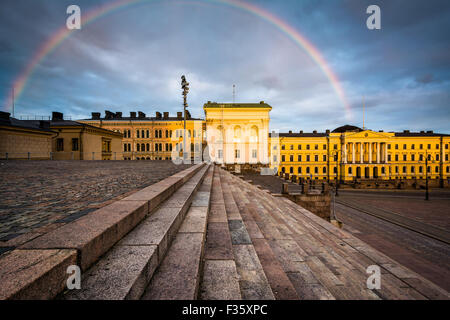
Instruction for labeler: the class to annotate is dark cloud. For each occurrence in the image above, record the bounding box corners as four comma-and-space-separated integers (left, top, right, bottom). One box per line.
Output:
0, 0, 449, 132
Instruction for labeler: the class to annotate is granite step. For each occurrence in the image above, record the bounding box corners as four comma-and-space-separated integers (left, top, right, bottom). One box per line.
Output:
64, 164, 210, 300
199, 168, 242, 300
218, 168, 275, 300
226, 171, 450, 300
141, 165, 214, 300
0, 163, 205, 300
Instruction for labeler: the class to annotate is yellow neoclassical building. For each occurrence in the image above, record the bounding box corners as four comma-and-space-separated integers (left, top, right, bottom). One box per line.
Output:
203, 101, 271, 165
78, 110, 205, 161
276, 125, 450, 186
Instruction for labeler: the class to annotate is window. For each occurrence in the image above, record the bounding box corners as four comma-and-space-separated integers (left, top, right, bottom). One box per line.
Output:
306, 167, 310, 174
166, 130, 169, 138
323, 155, 327, 161
446, 154, 449, 161
420, 144, 423, 149
395, 144, 399, 150
273, 145, 277, 150
273, 155, 277, 162
334, 144, 338, 150
290, 167, 293, 174
381, 167, 385, 174
290, 155, 293, 162
446, 144, 449, 150
403, 166, 407, 173
282, 155, 285, 162
56, 138, 64, 151
137, 130, 140, 138
403, 155, 407, 161
428, 144, 431, 149
419, 166, 423, 173
446, 166, 449, 173
412, 144, 415, 150
333, 167, 337, 174
403, 144, 407, 150
137, 144, 140, 152
395, 166, 399, 173
436, 166, 439, 173
141, 143, 145, 152
290, 145, 293, 150
411, 166, 415, 173
323, 144, 327, 150
388, 155, 391, 161
156, 130, 159, 138
395, 155, 399, 161
71, 138, 79, 151
124, 144, 127, 152
147, 144, 150, 152
252, 149, 257, 158
282, 145, 285, 150
298, 145, 301, 150
298, 167, 302, 174
165, 143, 168, 152
306, 144, 310, 150
306, 155, 310, 162
388, 144, 391, 150
348, 167, 352, 174
235, 149, 240, 159
411, 154, 415, 161
420, 154, 423, 161
141, 130, 145, 138
314, 167, 318, 174
436, 154, 440, 161
218, 150, 223, 159
298, 155, 302, 162
314, 155, 318, 162
315, 144, 318, 150
436, 144, 439, 149
146, 130, 149, 138
323, 167, 327, 174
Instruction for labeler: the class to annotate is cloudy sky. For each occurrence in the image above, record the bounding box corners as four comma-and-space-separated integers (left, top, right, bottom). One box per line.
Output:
0, 0, 449, 133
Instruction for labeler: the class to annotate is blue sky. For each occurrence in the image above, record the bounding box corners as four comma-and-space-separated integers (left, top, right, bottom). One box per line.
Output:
0, 0, 449, 132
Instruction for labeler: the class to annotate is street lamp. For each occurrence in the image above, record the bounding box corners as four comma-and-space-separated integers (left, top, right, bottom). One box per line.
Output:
331, 150, 343, 196
424, 150, 435, 201
181, 75, 189, 161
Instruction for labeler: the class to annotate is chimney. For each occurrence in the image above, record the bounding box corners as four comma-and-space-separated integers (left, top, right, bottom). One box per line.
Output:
427, 130, 433, 133
0, 111, 11, 121
130, 112, 136, 118
313, 130, 317, 134
52, 112, 64, 121
91, 112, 101, 120
138, 111, 146, 119
115, 112, 122, 119
177, 112, 182, 120
163, 112, 169, 119
325, 129, 330, 134
156, 112, 162, 119
379, 130, 384, 132
259, 101, 265, 104
403, 130, 410, 133
288, 130, 292, 134
104, 110, 114, 119
300, 130, 303, 134
420, 130, 425, 133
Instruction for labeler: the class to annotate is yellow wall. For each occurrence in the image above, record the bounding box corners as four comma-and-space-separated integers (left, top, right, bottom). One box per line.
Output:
0, 127, 53, 159
78, 119, 204, 161
276, 130, 450, 183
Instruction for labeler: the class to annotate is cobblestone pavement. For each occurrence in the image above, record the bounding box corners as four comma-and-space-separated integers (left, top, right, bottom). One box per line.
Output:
336, 202, 450, 292
0, 160, 192, 253
338, 189, 450, 230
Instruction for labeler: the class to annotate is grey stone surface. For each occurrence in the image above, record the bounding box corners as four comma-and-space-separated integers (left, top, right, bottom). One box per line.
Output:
66, 245, 158, 300
200, 260, 242, 300
228, 220, 252, 245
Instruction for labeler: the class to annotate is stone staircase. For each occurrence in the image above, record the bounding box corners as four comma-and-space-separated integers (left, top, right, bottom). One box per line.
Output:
2, 164, 449, 300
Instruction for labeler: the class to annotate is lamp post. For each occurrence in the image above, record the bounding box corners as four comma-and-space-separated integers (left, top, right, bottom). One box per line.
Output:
181, 75, 189, 161
332, 149, 344, 196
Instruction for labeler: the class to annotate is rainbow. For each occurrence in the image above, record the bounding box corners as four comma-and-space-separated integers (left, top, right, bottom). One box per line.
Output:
5, 0, 352, 118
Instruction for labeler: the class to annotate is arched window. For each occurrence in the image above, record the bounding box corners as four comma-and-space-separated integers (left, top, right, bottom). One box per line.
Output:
323, 167, 327, 174
137, 144, 140, 152
250, 126, 259, 143
141, 130, 145, 138
289, 167, 293, 174
155, 130, 158, 138
298, 167, 302, 174
141, 143, 145, 152
146, 130, 149, 138
137, 130, 140, 138
146, 143, 150, 152
124, 144, 127, 152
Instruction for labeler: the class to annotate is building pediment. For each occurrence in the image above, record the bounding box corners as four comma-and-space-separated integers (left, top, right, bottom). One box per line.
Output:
345, 130, 392, 139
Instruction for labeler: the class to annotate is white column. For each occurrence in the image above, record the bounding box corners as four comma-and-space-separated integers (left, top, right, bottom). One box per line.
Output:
376, 142, 380, 164
360, 143, 363, 163
369, 143, 372, 163
343, 143, 347, 164
352, 143, 355, 164
385, 143, 388, 163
